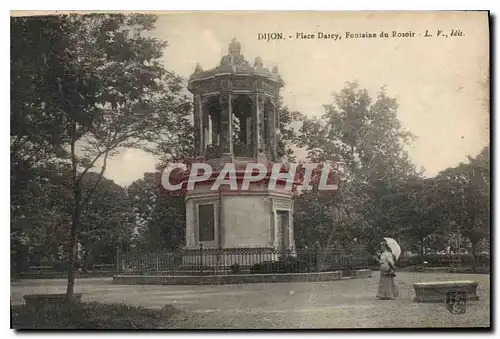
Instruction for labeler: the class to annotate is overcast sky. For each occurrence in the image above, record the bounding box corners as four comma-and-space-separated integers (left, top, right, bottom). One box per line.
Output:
101, 11, 489, 186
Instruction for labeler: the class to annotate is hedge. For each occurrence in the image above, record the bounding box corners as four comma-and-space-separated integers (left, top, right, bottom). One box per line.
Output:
396, 254, 490, 268
250, 257, 312, 274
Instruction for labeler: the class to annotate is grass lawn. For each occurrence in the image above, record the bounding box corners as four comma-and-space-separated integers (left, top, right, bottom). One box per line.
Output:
11, 302, 178, 329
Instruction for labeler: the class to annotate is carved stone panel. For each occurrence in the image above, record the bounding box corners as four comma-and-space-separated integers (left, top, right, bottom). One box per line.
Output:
262, 81, 276, 95
255, 79, 264, 93
232, 77, 253, 90
195, 78, 219, 94
220, 78, 231, 91
220, 93, 230, 105
274, 200, 292, 211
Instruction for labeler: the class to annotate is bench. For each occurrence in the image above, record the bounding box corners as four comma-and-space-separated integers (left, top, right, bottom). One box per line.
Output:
23, 293, 83, 309
413, 280, 479, 303
28, 266, 53, 276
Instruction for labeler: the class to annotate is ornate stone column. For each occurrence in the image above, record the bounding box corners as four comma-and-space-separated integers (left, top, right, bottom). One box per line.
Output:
269, 102, 277, 161
275, 94, 281, 131
274, 96, 281, 161
262, 99, 274, 157
202, 102, 209, 153
245, 117, 252, 145
276, 212, 283, 250
193, 95, 203, 156
257, 95, 266, 156
228, 93, 234, 156
252, 94, 260, 158
219, 93, 233, 156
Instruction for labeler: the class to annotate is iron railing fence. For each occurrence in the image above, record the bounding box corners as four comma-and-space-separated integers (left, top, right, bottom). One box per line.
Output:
13, 263, 116, 279
116, 245, 370, 276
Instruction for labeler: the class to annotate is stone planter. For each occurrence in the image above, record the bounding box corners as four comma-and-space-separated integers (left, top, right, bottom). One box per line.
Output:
23, 293, 83, 309
413, 280, 479, 303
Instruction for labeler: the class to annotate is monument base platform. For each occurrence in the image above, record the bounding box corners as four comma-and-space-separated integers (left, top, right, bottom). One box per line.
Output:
113, 269, 372, 285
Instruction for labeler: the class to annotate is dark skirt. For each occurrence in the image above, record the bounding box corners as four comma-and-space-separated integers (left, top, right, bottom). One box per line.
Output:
377, 272, 399, 299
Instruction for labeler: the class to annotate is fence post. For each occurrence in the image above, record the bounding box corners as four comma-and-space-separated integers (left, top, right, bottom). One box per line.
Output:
116, 245, 120, 275
315, 244, 320, 273
365, 246, 369, 269
199, 243, 203, 274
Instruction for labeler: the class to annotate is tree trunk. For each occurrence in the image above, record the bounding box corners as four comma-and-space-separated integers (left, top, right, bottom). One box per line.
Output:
66, 129, 80, 302
66, 184, 82, 301
65, 122, 109, 302
471, 240, 478, 273
65, 216, 78, 301
420, 238, 425, 265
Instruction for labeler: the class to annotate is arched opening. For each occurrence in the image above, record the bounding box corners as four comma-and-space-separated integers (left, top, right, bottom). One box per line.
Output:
205, 96, 222, 158
232, 95, 253, 157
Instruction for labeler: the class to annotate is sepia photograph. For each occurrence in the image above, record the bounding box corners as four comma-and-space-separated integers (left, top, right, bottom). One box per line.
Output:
10, 10, 490, 329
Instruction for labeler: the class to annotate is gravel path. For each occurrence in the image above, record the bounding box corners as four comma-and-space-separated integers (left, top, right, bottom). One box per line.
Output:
11, 272, 490, 329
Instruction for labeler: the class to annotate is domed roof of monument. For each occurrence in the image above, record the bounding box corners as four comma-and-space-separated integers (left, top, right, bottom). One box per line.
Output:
188, 38, 284, 85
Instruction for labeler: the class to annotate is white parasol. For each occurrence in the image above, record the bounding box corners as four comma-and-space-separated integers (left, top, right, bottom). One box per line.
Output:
383, 237, 402, 261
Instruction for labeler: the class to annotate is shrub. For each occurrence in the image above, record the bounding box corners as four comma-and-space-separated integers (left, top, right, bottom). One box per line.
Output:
250, 261, 280, 274
229, 263, 240, 274
250, 257, 310, 274
366, 256, 379, 267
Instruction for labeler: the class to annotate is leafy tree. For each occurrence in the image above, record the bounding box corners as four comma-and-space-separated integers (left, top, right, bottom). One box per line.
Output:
277, 101, 303, 161
390, 178, 448, 260
11, 14, 192, 300
10, 162, 72, 274
10, 15, 71, 170
11, 16, 72, 268
128, 173, 185, 252
78, 173, 135, 268
296, 82, 420, 252
436, 147, 490, 267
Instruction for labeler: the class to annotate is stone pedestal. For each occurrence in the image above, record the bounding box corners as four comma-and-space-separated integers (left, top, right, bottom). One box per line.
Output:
183, 180, 294, 267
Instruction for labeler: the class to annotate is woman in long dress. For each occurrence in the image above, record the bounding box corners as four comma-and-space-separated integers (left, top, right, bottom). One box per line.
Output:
376, 241, 399, 300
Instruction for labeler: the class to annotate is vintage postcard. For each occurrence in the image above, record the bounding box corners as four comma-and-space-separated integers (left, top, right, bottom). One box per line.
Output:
10, 11, 490, 329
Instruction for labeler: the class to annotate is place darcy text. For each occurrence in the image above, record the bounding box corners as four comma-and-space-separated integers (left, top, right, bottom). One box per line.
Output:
257, 30, 465, 42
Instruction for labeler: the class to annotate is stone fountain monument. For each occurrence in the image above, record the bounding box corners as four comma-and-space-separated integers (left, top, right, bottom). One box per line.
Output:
183, 38, 295, 266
